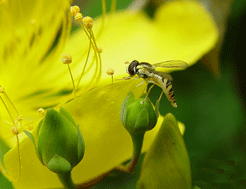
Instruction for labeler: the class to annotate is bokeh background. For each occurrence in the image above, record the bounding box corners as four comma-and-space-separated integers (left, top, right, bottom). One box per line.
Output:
1, 0, 246, 188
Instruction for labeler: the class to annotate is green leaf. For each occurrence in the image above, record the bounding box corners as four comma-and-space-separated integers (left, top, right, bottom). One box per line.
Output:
137, 113, 191, 189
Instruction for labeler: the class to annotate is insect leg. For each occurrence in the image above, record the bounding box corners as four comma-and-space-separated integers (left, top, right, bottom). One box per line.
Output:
155, 91, 164, 115
115, 76, 132, 81
143, 84, 155, 103
158, 91, 164, 102
136, 79, 145, 87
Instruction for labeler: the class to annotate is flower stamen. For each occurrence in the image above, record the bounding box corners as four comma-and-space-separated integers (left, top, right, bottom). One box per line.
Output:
106, 68, 114, 84
0, 87, 22, 182
82, 16, 93, 29
62, 54, 76, 98
0, 87, 17, 125
37, 108, 45, 114
70, 5, 80, 17
71, 6, 102, 89
74, 13, 83, 22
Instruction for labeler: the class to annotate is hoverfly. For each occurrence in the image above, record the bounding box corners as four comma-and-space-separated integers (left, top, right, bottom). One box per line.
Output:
125, 60, 188, 108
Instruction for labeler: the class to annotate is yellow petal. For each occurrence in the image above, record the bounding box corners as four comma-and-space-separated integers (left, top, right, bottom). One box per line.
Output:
153, 1, 219, 66
4, 80, 163, 188
0, 0, 71, 141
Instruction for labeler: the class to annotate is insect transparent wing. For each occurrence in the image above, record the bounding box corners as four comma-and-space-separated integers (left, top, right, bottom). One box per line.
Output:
153, 71, 173, 81
152, 60, 188, 69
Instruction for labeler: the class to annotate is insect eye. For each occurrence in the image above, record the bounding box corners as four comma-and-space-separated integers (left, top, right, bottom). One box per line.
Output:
128, 60, 139, 76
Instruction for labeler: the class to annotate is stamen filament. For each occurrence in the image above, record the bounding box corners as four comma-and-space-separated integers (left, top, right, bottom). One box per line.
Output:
15, 133, 21, 182
0, 96, 15, 125
3, 92, 20, 116
76, 38, 92, 89
77, 22, 102, 86
72, 6, 102, 89
101, 0, 106, 27
0, 89, 22, 182
110, 0, 116, 16
68, 64, 76, 98
61, 54, 76, 98
87, 29, 102, 84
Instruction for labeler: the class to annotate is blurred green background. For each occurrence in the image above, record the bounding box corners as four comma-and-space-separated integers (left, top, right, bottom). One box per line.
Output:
1, 0, 246, 188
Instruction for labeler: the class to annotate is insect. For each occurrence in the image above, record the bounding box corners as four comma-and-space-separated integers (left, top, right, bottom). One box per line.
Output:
125, 60, 188, 108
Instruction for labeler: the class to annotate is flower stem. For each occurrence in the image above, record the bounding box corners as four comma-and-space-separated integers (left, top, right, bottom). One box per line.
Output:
128, 134, 144, 173
57, 172, 76, 189
115, 134, 144, 173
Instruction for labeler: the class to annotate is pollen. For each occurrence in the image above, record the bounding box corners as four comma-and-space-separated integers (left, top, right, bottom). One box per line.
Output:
75, 13, 83, 22
83, 16, 93, 29
106, 68, 114, 76
61, 54, 72, 64
37, 108, 45, 114
70, 5, 80, 16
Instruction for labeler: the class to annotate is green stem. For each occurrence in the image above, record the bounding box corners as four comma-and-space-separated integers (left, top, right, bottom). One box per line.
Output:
128, 134, 144, 173
57, 171, 76, 189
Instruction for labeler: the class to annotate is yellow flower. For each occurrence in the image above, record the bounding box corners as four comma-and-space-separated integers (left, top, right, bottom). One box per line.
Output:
0, 0, 218, 188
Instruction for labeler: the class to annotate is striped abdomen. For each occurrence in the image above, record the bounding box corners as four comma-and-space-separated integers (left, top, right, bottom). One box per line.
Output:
156, 77, 177, 108
162, 78, 177, 108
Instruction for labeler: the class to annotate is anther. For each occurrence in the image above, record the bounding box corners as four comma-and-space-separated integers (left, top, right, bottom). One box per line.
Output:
37, 108, 45, 114
74, 13, 83, 22
17, 115, 23, 121
83, 16, 93, 29
11, 126, 19, 135
61, 54, 72, 64
106, 68, 114, 76
62, 54, 76, 98
106, 68, 114, 84
70, 5, 80, 17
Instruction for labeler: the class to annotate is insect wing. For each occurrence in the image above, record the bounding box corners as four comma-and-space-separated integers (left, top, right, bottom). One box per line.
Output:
152, 60, 188, 69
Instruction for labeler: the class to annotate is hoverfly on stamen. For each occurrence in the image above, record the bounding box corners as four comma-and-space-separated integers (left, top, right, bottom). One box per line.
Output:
124, 60, 188, 108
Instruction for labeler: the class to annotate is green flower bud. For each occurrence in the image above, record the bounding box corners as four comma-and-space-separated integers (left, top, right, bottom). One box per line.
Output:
121, 92, 157, 135
25, 107, 85, 173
